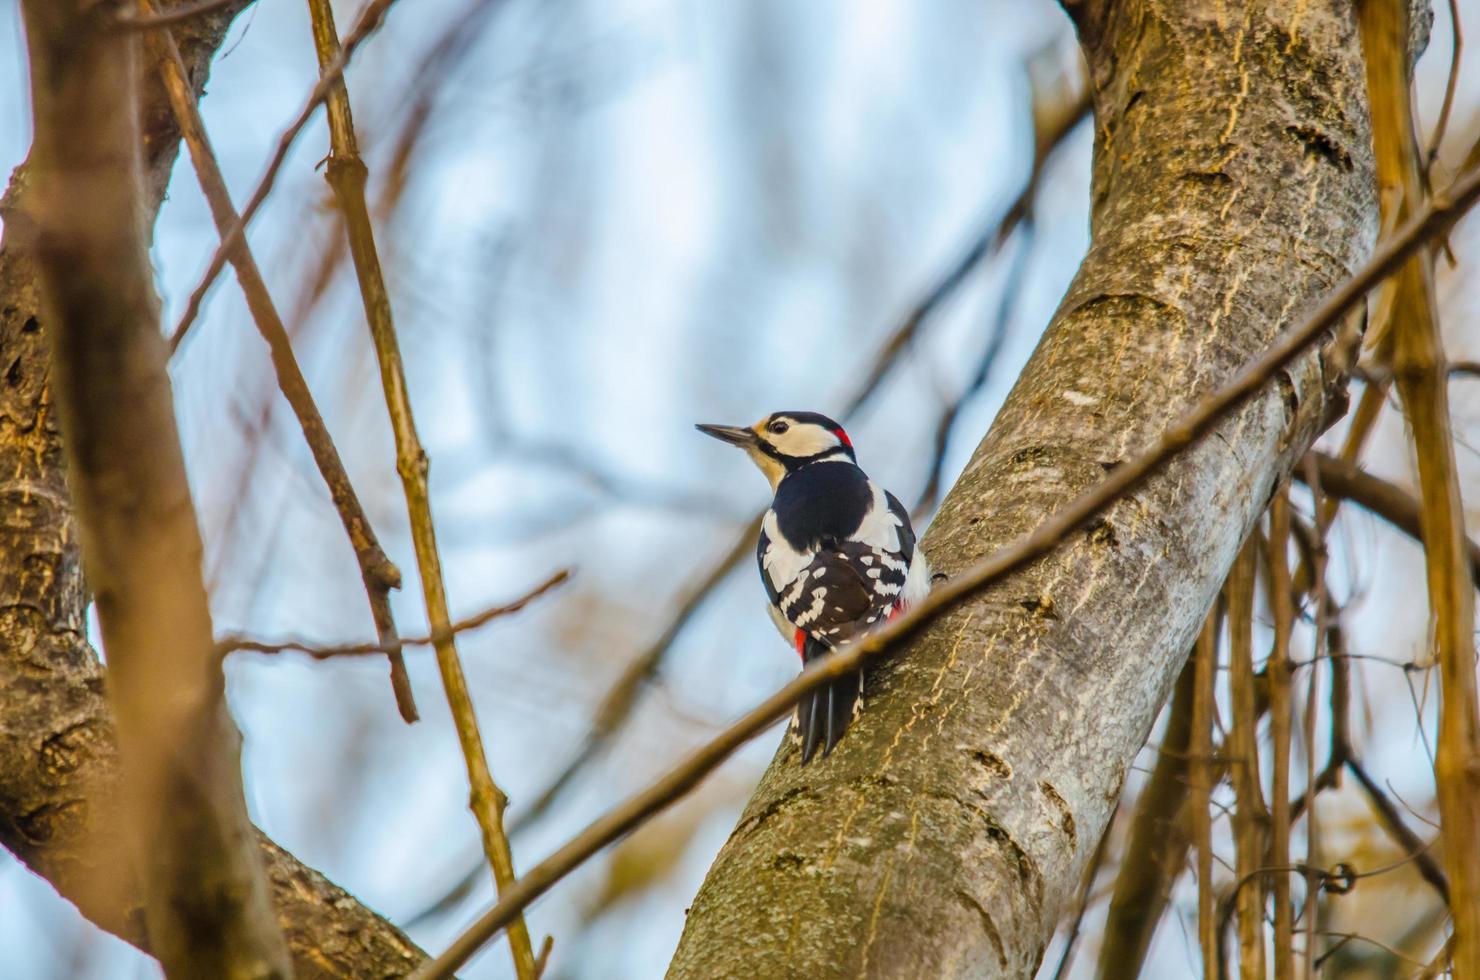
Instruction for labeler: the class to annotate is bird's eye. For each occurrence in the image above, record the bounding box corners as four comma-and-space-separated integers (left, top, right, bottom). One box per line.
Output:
768, 420, 789, 435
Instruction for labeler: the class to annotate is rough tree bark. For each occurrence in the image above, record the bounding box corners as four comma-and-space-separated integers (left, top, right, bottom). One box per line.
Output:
18, 0, 292, 972
668, 2, 1389, 976
0, 3, 423, 976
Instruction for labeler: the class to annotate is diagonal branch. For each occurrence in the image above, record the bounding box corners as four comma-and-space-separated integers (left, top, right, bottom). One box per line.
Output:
143, 6, 417, 721
1297, 451, 1480, 584
302, 0, 538, 976
168, 0, 411, 351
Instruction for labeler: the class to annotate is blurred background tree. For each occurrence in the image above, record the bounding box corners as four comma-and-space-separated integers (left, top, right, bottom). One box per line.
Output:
1, 0, 1479, 977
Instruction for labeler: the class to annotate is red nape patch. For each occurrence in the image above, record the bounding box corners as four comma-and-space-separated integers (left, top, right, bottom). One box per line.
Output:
833, 427, 852, 447
794, 628, 807, 660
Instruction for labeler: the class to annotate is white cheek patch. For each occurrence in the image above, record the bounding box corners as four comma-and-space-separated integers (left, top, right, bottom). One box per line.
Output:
772, 424, 838, 458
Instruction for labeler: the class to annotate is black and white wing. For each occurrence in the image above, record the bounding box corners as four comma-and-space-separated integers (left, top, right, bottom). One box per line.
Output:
756, 479, 929, 762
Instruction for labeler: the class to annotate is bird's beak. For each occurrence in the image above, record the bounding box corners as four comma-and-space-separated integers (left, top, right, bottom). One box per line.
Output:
695, 423, 757, 448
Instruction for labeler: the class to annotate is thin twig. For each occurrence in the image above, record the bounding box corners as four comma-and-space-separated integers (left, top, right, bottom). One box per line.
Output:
1297, 451, 1480, 585
532, 935, 554, 979
1266, 493, 1295, 980
1192, 613, 1220, 980
413, 149, 1480, 980
303, 0, 538, 974
144, 9, 418, 721
1313, 932, 1432, 972
1346, 756, 1450, 902
1227, 540, 1267, 980
221, 569, 569, 658
1425, 0, 1464, 173
1095, 653, 1198, 978
168, 0, 409, 352
1300, 454, 1330, 980
913, 223, 1032, 516
841, 87, 1090, 420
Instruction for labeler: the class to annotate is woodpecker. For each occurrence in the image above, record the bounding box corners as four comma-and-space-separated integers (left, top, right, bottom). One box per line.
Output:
697, 411, 930, 763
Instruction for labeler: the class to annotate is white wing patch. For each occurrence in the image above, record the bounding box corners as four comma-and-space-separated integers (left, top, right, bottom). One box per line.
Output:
762, 510, 814, 593
852, 483, 903, 553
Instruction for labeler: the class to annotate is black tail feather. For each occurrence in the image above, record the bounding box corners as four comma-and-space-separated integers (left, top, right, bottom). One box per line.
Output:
800, 689, 825, 763
798, 635, 864, 763
823, 669, 861, 758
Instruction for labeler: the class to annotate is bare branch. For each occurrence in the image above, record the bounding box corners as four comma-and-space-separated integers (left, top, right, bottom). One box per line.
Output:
302, 0, 536, 974
222, 569, 569, 658
1345, 756, 1449, 902
1297, 451, 1480, 585
1226, 540, 1267, 980
1424, 0, 1464, 171
1191, 614, 1220, 980
841, 86, 1089, 420
143, 4, 417, 721
169, 0, 412, 351
15, 1, 290, 972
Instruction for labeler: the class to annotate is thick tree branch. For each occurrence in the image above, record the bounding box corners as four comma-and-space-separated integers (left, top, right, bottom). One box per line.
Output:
0, 1, 426, 975
16, 1, 290, 974
665, 3, 1386, 975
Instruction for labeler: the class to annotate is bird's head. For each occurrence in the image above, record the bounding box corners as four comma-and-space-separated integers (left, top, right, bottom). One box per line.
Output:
696, 411, 855, 489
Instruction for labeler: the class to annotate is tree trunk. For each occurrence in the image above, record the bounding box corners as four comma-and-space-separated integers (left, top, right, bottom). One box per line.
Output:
667, 2, 1389, 976
21, 0, 294, 972
0, 4, 423, 976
